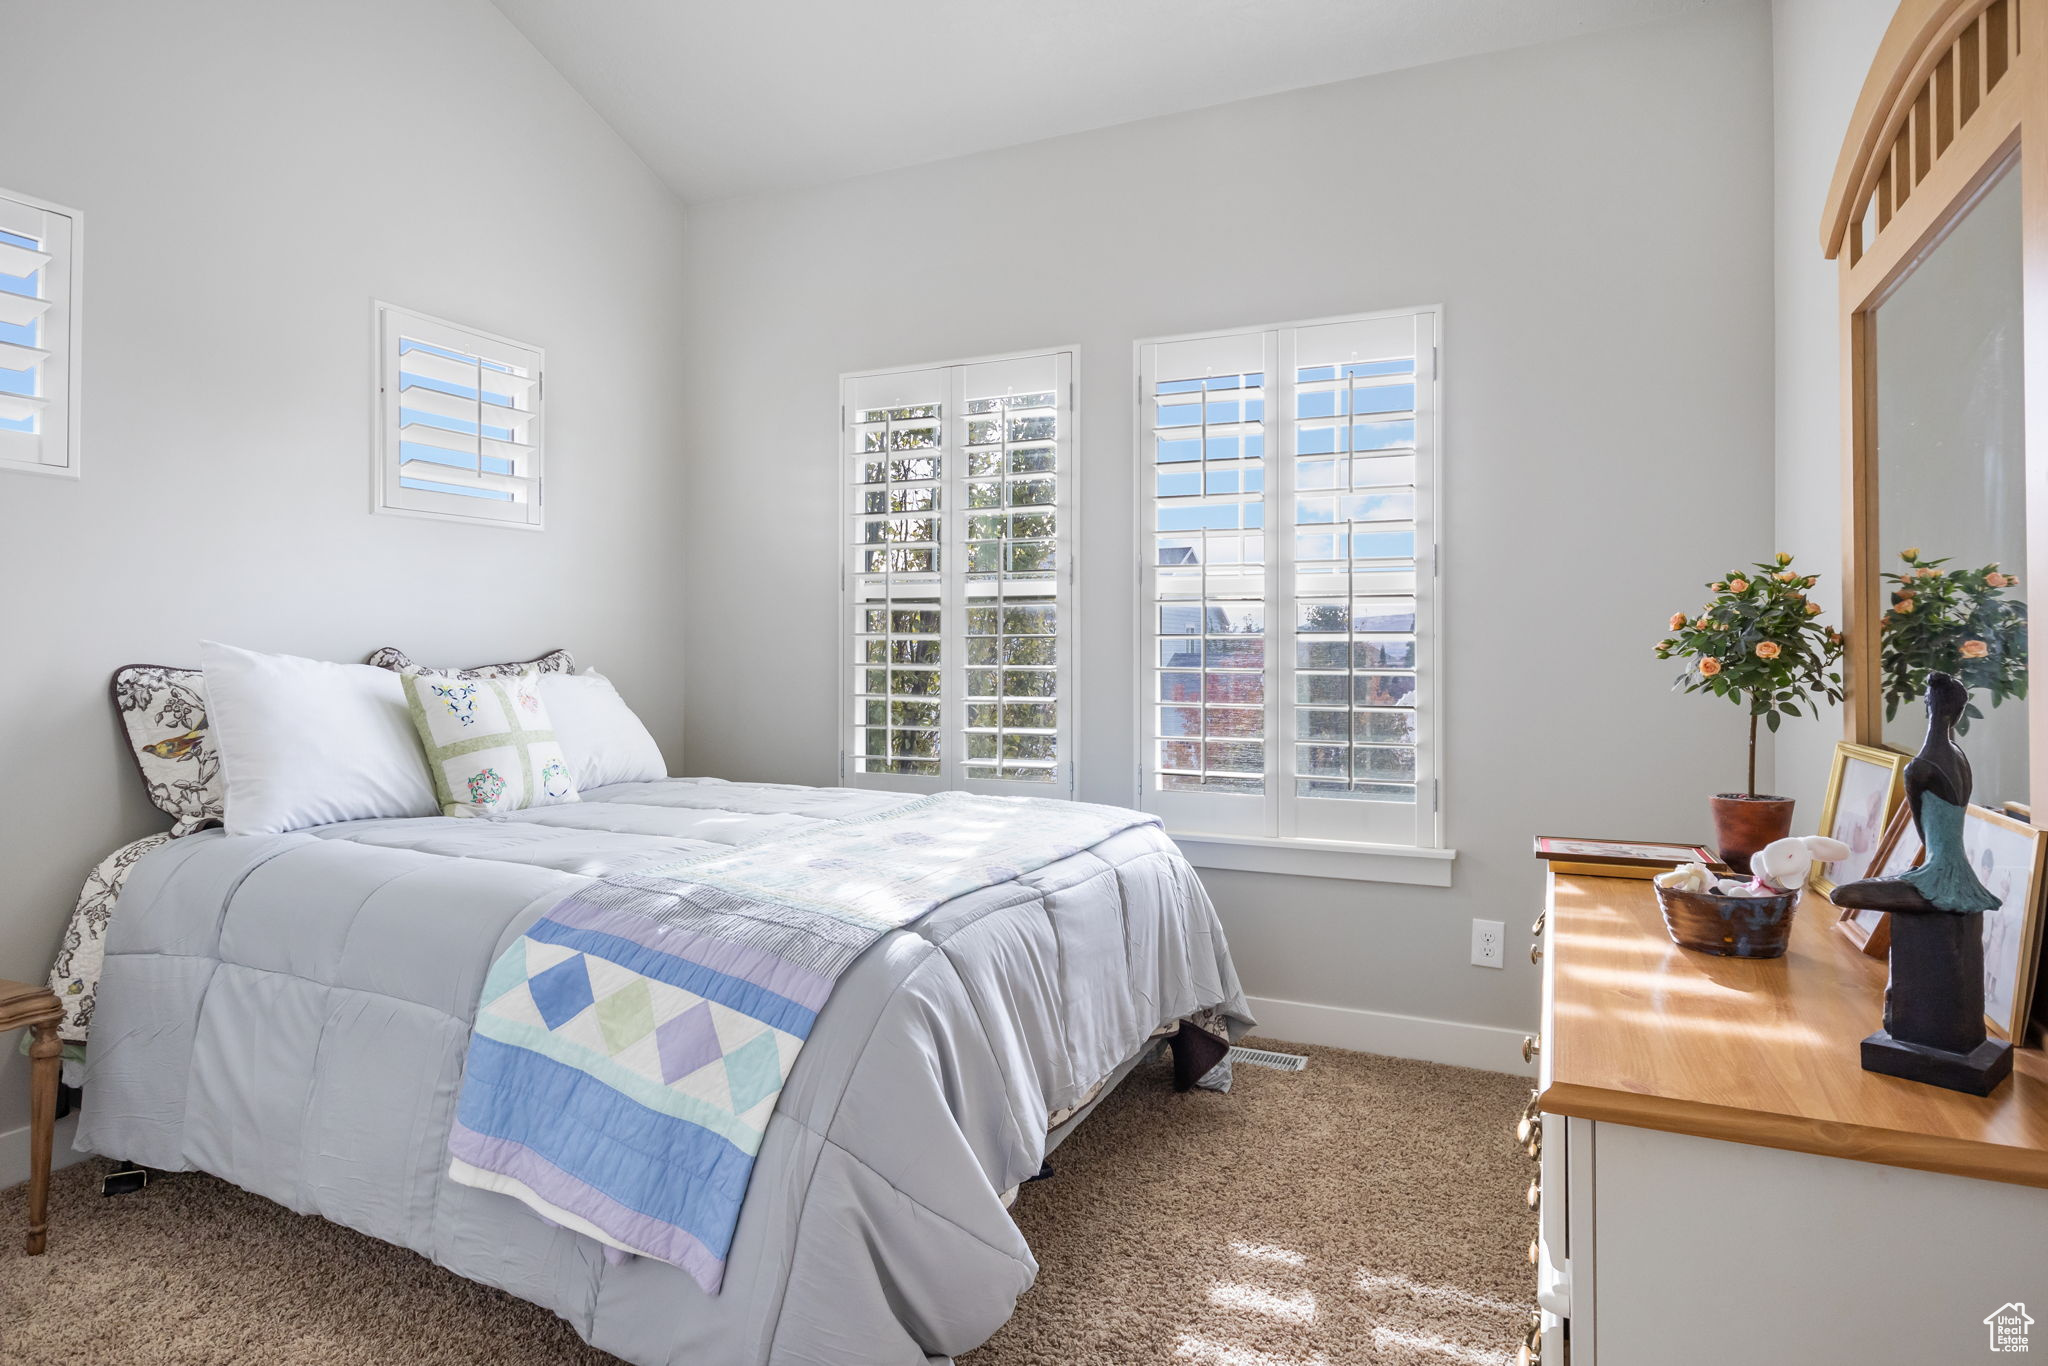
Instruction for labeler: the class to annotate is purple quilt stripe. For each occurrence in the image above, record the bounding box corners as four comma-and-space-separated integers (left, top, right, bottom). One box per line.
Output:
450, 1122, 730, 1294
547, 893, 837, 1010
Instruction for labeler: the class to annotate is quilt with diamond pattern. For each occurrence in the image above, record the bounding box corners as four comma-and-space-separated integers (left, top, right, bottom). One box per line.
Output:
445, 791, 1160, 1293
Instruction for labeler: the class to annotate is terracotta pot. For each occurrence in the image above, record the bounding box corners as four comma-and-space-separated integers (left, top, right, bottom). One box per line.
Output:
1655, 885, 1800, 958
1711, 793, 1795, 875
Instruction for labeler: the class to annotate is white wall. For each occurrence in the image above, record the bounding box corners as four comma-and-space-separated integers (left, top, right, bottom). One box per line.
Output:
1770, 0, 1897, 818
0, 0, 689, 1133
680, 4, 1777, 1040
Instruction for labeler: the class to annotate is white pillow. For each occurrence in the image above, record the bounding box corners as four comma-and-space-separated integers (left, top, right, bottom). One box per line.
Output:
201, 640, 439, 836
538, 671, 667, 791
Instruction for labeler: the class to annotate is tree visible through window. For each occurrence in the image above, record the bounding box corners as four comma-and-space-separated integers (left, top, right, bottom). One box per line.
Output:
843, 351, 1074, 797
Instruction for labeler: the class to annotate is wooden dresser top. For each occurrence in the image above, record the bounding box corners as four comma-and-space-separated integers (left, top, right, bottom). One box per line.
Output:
1539, 871, 2048, 1187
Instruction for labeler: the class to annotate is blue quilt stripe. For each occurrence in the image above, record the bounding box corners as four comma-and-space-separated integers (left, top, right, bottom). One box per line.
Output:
457, 1033, 755, 1257
524, 916, 818, 1037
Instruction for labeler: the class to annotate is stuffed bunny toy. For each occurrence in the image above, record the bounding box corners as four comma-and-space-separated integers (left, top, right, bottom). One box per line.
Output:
1744, 835, 1853, 894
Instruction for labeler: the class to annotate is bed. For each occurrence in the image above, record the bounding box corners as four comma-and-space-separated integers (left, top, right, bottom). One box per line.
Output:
69, 775, 1252, 1366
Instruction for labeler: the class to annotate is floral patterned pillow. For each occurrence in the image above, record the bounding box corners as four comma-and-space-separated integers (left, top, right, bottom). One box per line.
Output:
111, 665, 223, 836
364, 646, 573, 679
400, 669, 581, 818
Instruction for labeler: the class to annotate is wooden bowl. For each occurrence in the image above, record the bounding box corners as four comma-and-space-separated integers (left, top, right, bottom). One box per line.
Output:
1654, 885, 1800, 959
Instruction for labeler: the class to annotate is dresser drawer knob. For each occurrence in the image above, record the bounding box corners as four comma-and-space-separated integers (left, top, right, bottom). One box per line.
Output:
1530, 942, 1544, 964
1531, 912, 1546, 937
1524, 1130, 1542, 1161
1525, 1178, 1541, 1210
1527, 1236, 1540, 1266
1521, 1034, 1541, 1063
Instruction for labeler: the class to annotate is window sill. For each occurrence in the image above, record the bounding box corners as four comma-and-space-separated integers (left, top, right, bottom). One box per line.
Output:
1166, 832, 1457, 887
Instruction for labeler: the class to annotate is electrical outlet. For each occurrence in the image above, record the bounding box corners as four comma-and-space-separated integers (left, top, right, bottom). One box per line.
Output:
1471, 918, 1505, 969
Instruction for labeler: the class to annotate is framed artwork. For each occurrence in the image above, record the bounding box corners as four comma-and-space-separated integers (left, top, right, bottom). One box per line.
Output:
1835, 802, 1920, 958
1812, 742, 1910, 897
1532, 837, 1718, 879
1961, 804, 2048, 1041
1533, 837, 1715, 865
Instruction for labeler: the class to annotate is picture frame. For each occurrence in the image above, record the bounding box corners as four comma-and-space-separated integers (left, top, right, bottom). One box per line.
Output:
1961, 804, 2048, 1042
1835, 802, 1919, 958
1812, 742, 1910, 898
1531, 836, 1719, 881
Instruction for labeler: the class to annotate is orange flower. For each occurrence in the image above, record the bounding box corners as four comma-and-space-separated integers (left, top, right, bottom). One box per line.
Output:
1902, 547, 1921, 561
1893, 597, 1915, 614
1728, 578, 1749, 593
1961, 640, 1990, 659
1806, 601, 1823, 615
1695, 615, 1711, 629
1775, 570, 1798, 582
1987, 572, 2010, 588
1669, 612, 1688, 630
1710, 581, 1727, 592
1699, 657, 1723, 677
1804, 575, 1819, 588
1917, 566, 1940, 578
1776, 552, 1793, 566
1755, 641, 1782, 660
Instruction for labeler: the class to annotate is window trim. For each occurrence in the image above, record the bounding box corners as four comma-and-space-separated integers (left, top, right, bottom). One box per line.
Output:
372, 300, 545, 531
1131, 305, 1447, 863
837, 344, 1082, 799
0, 187, 83, 480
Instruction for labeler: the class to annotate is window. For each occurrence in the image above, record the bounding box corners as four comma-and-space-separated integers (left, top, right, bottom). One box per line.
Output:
1138, 308, 1439, 851
375, 302, 544, 528
0, 188, 81, 478
842, 350, 1075, 798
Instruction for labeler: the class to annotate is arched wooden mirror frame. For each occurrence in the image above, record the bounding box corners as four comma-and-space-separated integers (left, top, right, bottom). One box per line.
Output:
1823, 0, 2046, 818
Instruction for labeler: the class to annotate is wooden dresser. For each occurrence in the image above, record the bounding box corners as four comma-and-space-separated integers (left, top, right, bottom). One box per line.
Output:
1528, 870, 2048, 1365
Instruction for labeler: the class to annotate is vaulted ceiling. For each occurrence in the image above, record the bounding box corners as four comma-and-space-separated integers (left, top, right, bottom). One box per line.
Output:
490, 0, 1735, 203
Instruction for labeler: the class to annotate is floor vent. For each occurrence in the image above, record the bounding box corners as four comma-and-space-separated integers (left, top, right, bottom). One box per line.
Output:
1229, 1047, 1308, 1072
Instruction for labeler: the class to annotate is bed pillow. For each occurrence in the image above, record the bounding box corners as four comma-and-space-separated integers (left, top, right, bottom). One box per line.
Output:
111, 665, 224, 836
401, 669, 581, 818
538, 671, 668, 790
364, 646, 573, 679
201, 641, 439, 836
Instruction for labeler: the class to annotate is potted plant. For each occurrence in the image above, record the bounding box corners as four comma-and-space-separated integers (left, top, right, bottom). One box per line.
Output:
1881, 548, 2026, 733
1656, 553, 1845, 873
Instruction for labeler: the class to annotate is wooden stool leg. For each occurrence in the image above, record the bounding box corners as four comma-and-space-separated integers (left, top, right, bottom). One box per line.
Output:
26, 1019, 59, 1255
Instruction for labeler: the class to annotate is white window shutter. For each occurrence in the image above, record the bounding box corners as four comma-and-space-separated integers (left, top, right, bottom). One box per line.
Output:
375, 302, 544, 528
842, 350, 1076, 798
1140, 308, 1440, 850
0, 188, 82, 478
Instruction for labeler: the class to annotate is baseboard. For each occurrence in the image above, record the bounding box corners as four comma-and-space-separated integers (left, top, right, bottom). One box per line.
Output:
1244, 995, 1536, 1077
0, 1112, 86, 1190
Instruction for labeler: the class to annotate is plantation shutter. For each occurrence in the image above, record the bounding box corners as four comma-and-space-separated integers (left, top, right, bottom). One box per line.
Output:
377, 303, 544, 528
1140, 308, 1438, 849
844, 351, 1075, 797
0, 189, 79, 477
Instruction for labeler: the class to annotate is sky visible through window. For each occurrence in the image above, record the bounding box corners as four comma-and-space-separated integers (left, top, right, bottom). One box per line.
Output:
396, 337, 523, 501
0, 226, 40, 434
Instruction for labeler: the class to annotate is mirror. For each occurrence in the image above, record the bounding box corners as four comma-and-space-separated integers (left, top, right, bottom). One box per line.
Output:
1874, 161, 2029, 809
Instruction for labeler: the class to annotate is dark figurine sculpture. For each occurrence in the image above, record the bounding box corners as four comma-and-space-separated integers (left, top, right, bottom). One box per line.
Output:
1829, 672, 2012, 1095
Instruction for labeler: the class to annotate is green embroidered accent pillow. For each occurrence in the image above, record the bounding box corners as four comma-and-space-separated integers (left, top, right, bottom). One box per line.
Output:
400, 669, 581, 818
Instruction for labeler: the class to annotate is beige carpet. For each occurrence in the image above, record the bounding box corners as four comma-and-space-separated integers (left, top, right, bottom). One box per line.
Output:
0, 1039, 1532, 1365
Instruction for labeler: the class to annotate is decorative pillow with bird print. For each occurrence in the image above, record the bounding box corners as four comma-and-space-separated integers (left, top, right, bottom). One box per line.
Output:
111, 664, 224, 836
400, 669, 581, 818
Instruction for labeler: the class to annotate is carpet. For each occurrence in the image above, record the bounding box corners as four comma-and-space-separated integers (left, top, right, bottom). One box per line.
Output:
0, 1039, 1533, 1364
